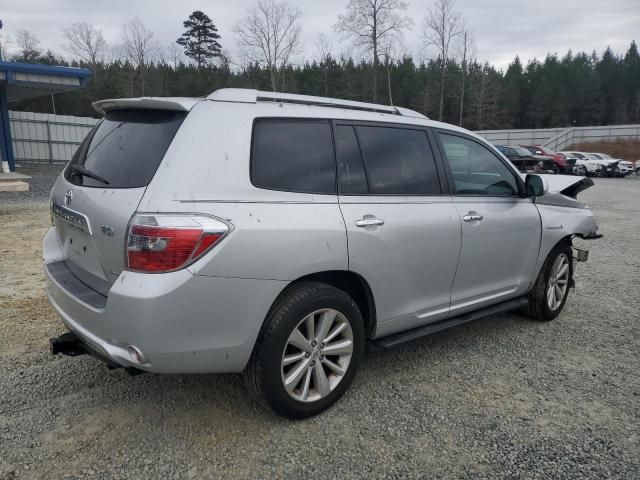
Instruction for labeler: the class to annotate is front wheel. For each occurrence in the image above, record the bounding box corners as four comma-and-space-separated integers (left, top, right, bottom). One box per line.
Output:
521, 243, 573, 321
243, 281, 365, 419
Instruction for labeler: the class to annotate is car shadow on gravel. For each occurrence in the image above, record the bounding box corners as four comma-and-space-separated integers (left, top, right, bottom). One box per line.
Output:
33, 311, 532, 423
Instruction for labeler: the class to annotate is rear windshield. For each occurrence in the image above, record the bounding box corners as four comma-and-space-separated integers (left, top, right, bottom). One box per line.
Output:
514, 147, 532, 156
65, 109, 186, 188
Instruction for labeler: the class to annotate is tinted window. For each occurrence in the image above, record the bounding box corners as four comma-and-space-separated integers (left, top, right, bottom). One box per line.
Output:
501, 147, 516, 156
252, 120, 335, 194
65, 109, 186, 188
523, 146, 544, 155
335, 125, 368, 194
514, 146, 533, 156
438, 133, 518, 196
356, 126, 440, 195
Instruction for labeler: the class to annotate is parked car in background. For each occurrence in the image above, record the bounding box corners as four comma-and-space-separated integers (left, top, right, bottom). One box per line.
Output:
595, 153, 634, 176
495, 145, 555, 173
559, 151, 604, 176
562, 155, 588, 176
584, 153, 621, 177
521, 145, 575, 174
45, 89, 601, 419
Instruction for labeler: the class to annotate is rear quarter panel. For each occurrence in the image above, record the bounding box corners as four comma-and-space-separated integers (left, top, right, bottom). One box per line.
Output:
139, 101, 348, 281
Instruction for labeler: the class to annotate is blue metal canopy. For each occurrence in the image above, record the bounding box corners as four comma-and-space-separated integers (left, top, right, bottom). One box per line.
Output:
0, 61, 92, 171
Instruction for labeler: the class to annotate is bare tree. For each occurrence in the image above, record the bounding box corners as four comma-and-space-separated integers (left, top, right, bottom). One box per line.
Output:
422, 0, 462, 121
0, 32, 13, 61
335, 0, 412, 103
15, 29, 41, 62
62, 22, 106, 65
381, 41, 400, 106
457, 23, 475, 126
314, 32, 334, 96
234, 0, 302, 92
475, 64, 487, 129
121, 17, 157, 94
314, 32, 333, 62
165, 42, 184, 69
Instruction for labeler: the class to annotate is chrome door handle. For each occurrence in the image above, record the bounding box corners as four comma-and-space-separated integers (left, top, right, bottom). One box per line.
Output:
462, 214, 483, 222
355, 217, 385, 227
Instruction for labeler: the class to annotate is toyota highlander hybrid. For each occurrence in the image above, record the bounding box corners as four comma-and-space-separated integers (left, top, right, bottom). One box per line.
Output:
45, 89, 601, 418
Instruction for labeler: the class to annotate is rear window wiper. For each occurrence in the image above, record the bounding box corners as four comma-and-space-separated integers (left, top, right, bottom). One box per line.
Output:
68, 165, 110, 185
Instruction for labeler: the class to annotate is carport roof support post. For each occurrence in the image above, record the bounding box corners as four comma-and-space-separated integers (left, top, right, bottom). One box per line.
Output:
0, 88, 13, 171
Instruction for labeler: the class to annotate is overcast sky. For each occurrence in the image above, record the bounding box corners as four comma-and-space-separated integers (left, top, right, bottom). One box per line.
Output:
1, 0, 638, 70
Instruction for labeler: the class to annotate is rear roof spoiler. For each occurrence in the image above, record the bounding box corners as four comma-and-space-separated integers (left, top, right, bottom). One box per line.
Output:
92, 97, 200, 115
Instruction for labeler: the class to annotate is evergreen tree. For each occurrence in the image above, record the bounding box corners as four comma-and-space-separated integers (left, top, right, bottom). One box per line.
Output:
176, 11, 222, 68
623, 41, 640, 122
9, 35, 639, 131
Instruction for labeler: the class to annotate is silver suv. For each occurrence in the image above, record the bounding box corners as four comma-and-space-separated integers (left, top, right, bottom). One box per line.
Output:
45, 89, 601, 418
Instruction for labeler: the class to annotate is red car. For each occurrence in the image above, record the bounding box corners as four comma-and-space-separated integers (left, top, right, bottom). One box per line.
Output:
521, 145, 575, 174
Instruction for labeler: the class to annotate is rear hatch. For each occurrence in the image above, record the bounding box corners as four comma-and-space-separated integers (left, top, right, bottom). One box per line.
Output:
51, 102, 192, 296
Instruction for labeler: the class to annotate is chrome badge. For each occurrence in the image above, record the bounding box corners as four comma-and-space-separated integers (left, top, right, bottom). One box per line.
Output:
64, 189, 73, 206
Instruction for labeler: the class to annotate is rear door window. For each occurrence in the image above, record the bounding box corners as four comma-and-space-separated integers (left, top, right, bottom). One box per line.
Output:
251, 120, 336, 194
356, 125, 441, 195
65, 109, 186, 188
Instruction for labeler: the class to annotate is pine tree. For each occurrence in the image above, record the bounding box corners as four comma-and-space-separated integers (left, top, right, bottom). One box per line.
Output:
623, 41, 640, 122
176, 11, 222, 68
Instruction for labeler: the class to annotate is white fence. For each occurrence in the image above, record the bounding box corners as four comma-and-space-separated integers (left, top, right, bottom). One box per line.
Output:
8, 110, 640, 164
9, 111, 98, 164
476, 124, 640, 151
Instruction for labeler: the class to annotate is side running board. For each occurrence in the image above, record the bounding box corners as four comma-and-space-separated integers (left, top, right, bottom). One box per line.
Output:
371, 296, 529, 350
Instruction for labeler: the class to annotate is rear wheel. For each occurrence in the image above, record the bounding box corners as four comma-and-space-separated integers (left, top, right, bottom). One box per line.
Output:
521, 243, 572, 321
243, 281, 365, 419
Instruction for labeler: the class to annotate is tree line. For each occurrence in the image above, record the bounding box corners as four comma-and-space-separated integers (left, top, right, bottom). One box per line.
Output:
1, 0, 638, 130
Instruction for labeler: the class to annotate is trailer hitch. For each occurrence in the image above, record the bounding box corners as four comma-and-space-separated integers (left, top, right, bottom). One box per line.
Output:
49, 331, 146, 376
50, 331, 87, 356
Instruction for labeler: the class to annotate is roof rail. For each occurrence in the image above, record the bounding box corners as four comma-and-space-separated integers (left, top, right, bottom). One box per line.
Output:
207, 88, 427, 119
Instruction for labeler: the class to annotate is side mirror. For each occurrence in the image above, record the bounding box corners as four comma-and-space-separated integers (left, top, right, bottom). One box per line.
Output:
525, 174, 547, 197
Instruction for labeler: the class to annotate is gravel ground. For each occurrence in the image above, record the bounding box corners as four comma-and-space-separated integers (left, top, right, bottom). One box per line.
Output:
0, 163, 64, 206
1, 168, 639, 479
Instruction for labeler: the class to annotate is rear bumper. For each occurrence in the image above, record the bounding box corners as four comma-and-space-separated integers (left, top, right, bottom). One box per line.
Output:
44, 227, 286, 374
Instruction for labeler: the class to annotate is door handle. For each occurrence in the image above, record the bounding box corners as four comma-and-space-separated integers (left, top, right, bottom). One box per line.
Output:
462, 214, 483, 222
355, 217, 385, 227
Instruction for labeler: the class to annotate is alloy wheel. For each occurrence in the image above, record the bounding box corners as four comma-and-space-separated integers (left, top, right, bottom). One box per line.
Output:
547, 253, 570, 311
280, 308, 353, 403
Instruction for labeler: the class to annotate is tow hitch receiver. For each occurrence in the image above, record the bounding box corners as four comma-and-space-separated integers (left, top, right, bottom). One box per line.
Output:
49, 331, 146, 376
574, 247, 589, 262
50, 331, 87, 357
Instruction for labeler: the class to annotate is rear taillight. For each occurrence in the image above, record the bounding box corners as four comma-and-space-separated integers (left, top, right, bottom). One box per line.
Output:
126, 214, 230, 273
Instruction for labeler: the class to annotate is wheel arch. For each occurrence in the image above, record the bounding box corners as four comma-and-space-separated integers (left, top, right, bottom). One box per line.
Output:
264, 270, 377, 341
530, 234, 574, 290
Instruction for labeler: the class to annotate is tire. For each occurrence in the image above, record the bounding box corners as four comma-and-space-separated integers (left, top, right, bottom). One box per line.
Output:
243, 281, 365, 419
521, 242, 573, 322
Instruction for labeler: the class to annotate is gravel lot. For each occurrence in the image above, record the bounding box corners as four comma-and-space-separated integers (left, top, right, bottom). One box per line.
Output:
1, 166, 639, 479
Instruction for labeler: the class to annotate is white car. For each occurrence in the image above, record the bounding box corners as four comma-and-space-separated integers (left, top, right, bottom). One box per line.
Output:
559, 151, 605, 176
595, 153, 634, 176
